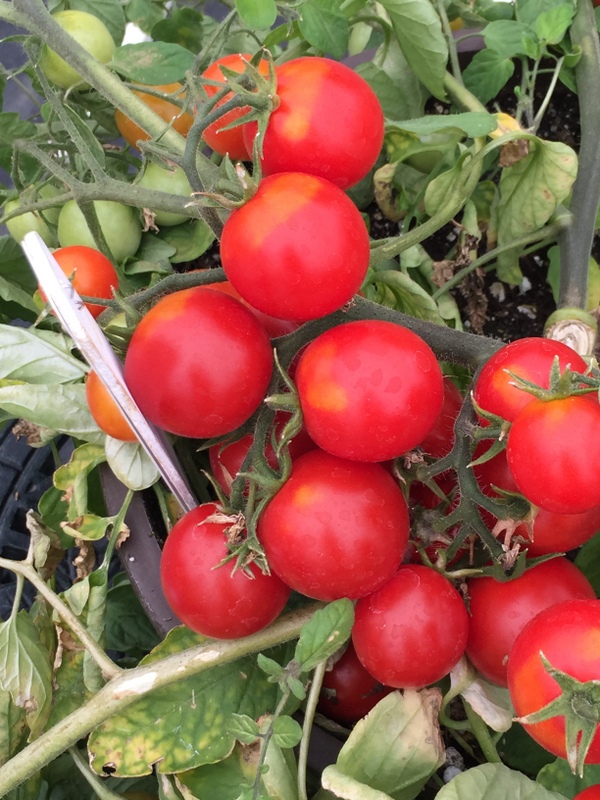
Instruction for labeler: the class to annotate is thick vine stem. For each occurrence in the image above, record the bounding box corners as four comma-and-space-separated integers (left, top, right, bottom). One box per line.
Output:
556, 0, 600, 312
0, 603, 323, 795
544, 309, 598, 357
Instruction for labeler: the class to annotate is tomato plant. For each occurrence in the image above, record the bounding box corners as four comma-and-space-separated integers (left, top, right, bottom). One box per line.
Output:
201, 53, 269, 161
43, 245, 119, 319
86, 370, 136, 442
39, 10, 116, 89
243, 56, 384, 189
115, 83, 194, 149
56, 200, 142, 264
160, 502, 291, 639
466, 558, 595, 687
220, 172, 370, 321
317, 643, 393, 725
124, 287, 273, 439
506, 394, 600, 514
473, 337, 587, 423
295, 319, 444, 461
352, 564, 470, 689
258, 449, 410, 601
507, 599, 600, 764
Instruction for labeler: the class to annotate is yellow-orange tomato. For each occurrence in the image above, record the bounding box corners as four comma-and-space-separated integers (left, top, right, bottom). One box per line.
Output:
201, 54, 269, 161
86, 370, 137, 442
115, 83, 194, 148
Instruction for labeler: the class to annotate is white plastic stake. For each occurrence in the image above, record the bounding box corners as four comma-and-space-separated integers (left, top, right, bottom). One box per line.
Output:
21, 231, 197, 513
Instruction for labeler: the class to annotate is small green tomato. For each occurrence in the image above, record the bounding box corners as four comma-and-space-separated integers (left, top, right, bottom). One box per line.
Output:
137, 162, 193, 227
57, 199, 142, 263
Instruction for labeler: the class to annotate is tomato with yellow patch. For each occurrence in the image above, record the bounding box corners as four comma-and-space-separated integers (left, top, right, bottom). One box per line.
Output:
220, 172, 370, 321
243, 56, 384, 189
257, 449, 410, 601
295, 320, 444, 461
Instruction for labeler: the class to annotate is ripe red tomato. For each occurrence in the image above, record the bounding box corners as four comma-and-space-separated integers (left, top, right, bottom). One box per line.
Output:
295, 320, 444, 461
419, 377, 463, 459
115, 83, 194, 148
201, 54, 269, 161
160, 502, 291, 638
203, 278, 299, 338
506, 394, 600, 514
507, 599, 600, 763
574, 787, 600, 800
208, 412, 315, 496
220, 172, 370, 322
44, 245, 119, 319
124, 287, 273, 439
317, 643, 394, 725
352, 564, 469, 689
466, 558, 595, 687
473, 337, 587, 423
243, 57, 384, 189
85, 370, 136, 442
474, 444, 600, 556
258, 449, 410, 601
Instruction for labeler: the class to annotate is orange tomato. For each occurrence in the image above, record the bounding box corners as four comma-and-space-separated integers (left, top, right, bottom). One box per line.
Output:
86, 370, 137, 442
115, 83, 194, 148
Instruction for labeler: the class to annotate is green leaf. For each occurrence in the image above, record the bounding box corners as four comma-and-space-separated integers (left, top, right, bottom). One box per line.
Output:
111, 43, 196, 84
127, 0, 165, 34
48, 569, 108, 726
389, 112, 498, 137
104, 437, 160, 491
463, 49, 515, 104
151, 7, 205, 52
61, 104, 106, 168
156, 219, 217, 264
294, 599, 354, 673
88, 627, 283, 776
61, 513, 116, 542
424, 161, 462, 217
368, 269, 445, 324
378, 0, 449, 99
321, 689, 445, 800
356, 41, 428, 121
53, 443, 107, 520
496, 138, 577, 282
0, 688, 27, 767
483, 20, 532, 58
0, 384, 104, 444
575, 531, 600, 594
0, 325, 87, 384
535, 4, 574, 43
235, 0, 277, 28
0, 112, 36, 146
0, 275, 38, 322
436, 762, 572, 799
0, 612, 53, 738
298, 0, 350, 59
257, 653, 285, 679
537, 758, 600, 796
271, 715, 303, 748
497, 723, 555, 775
0, 236, 37, 295
517, 0, 568, 27
68, 0, 127, 47
228, 713, 261, 744
105, 578, 161, 654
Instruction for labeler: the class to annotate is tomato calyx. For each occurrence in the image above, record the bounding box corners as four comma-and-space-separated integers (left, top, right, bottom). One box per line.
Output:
516, 652, 600, 776
504, 356, 597, 403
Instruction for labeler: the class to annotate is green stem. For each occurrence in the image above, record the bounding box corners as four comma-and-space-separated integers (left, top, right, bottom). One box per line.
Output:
0, 603, 323, 796
0, 557, 121, 681
69, 746, 125, 800
298, 661, 327, 800
252, 690, 292, 800
556, 0, 600, 311
102, 489, 134, 569
438, 4, 464, 86
531, 56, 564, 133
463, 700, 502, 763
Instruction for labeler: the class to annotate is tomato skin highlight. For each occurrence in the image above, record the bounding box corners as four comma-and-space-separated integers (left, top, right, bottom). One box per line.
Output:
115, 83, 194, 149
46, 245, 119, 319
244, 57, 384, 189
220, 172, 370, 322
318, 643, 394, 725
473, 337, 587, 423
507, 599, 600, 763
201, 54, 269, 161
466, 558, 595, 687
295, 320, 444, 461
352, 564, 469, 689
86, 370, 136, 442
124, 287, 273, 439
160, 503, 291, 639
507, 394, 600, 514
258, 449, 410, 601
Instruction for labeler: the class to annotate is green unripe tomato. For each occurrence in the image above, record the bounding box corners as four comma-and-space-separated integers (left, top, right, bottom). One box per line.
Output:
39, 10, 116, 90
57, 200, 142, 263
136, 162, 193, 227
4, 184, 63, 245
